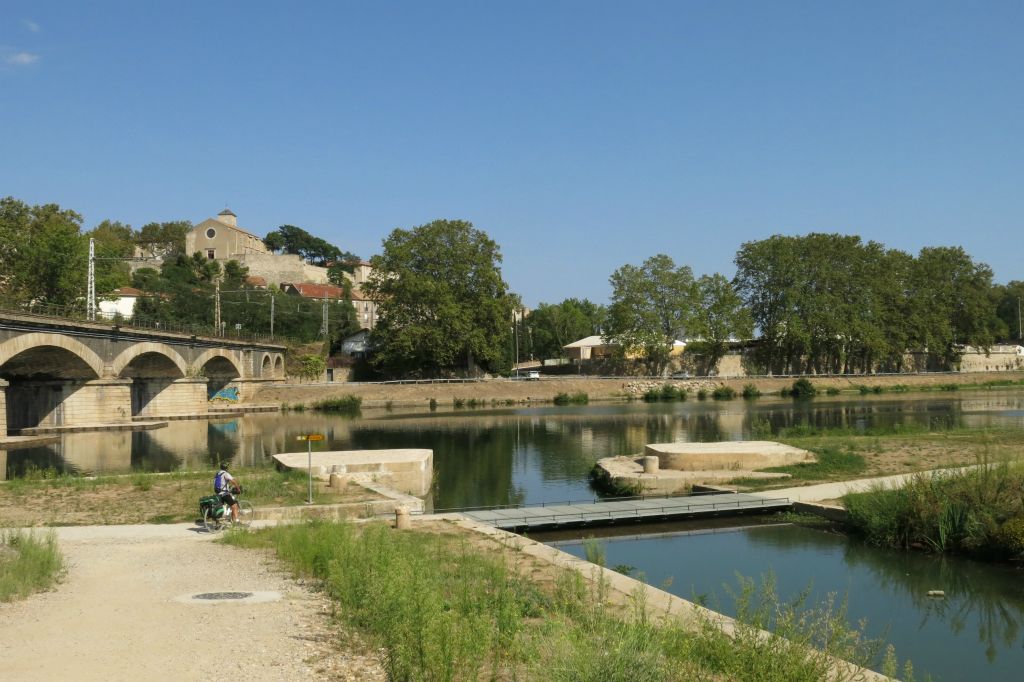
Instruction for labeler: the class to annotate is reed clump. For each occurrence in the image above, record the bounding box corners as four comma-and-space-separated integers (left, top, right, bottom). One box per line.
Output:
311, 395, 362, 415
844, 457, 1024, 558
553, 392, 589, 405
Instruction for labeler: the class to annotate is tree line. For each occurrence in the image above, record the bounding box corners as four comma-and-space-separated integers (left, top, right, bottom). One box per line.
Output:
2, 195, 1021, 378
0, 197, 360, 347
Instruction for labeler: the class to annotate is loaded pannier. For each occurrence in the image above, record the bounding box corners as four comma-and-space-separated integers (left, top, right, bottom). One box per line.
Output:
199, 495, 222, 517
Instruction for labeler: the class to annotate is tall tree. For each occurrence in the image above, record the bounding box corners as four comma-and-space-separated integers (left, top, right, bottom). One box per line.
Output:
87, 220, 136, 294
137, 220, 190, 259
994, 280, 1024, 343
906, 246, 1001, 365
0, 197, 87, 306
263, 224, 345, 266
365, 219, 514, 377
606, 254, 697, 375
690, 274, 753, 371
527, 298, 606, 359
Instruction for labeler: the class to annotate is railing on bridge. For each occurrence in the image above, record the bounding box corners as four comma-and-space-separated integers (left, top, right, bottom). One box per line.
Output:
0, 298, 278, 345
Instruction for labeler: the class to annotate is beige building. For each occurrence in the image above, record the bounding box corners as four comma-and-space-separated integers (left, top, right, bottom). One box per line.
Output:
185, 209, 331, 285
185, 209, 269, 261
281, 282, 379, 330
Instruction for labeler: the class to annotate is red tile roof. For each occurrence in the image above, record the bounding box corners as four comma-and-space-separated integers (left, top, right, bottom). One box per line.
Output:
287, 282, 347, 299
245, 276, 267, 287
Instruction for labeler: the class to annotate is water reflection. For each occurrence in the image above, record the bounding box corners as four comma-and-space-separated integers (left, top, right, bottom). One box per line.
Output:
556, 523, 1024, 681
5, 393, 1024, 505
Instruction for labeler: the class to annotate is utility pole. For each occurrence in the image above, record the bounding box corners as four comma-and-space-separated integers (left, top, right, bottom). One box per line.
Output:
214, 280, 221, 335
1018, 296, 1022, 341
319, 296, 329, 337
86, 238, 96, 321
513, 309, 520, 377
270, 293, 275, 340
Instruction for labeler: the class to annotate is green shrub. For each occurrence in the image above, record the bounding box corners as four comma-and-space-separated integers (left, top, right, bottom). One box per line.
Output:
741, 384, 760, 399
790, 378, 816, 399
712, 386, 736, 400
938, 383, 959, 391
661, 384, 685, 401
554, 392, 589, 405
697, 389, 708, 400
992, 517, 1024, 557
311, 395, 362, 415
454, 397, 466, 408
429, 398, 438, 411
825, 387, 841, 395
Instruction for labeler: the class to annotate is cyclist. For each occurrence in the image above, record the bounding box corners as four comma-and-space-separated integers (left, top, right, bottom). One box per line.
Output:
214, 463, 243, 523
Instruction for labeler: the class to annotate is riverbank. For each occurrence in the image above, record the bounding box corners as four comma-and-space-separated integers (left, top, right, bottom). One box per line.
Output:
252, 370, 1024, 408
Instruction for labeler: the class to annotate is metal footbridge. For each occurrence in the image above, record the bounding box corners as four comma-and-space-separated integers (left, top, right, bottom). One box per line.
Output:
461, 492, 792, 531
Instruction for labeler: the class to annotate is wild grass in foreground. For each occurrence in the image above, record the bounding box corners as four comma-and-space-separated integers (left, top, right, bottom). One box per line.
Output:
225, 520, 907, 681
0, 530, 64, 601
844, 457, 1024, 558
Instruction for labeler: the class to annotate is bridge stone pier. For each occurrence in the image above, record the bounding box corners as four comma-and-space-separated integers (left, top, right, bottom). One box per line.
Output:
0, 314, 286, 435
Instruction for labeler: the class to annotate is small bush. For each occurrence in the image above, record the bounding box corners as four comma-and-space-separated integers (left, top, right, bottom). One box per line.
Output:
741, 384, 760, 399
428, 398, 438, 411
825, 387, 840, 395
311, 395, 362, 415
992, 517, 1024, 557
661, 384, 685, 401
554, 392, 589, 405
938, 383, 959, 392
712, 386, 736, 400
453, 397, 466, 408
790, 378, 816, 399
696, 389, 708, 400
1, 530, 64, 602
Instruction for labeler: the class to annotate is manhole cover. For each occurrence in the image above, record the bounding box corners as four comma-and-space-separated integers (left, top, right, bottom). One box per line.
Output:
193, 592, 253, 600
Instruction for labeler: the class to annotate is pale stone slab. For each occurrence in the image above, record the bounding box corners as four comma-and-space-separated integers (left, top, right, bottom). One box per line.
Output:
645, 440, 814, 470
273, 448, 433, 497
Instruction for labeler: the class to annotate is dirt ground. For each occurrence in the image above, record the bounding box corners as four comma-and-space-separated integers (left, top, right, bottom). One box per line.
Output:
0, 523, 385, 681
0, 476, 381, 527
252, 371, 1024, 408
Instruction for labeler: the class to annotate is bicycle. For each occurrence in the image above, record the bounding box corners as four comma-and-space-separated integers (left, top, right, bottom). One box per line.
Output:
198, 488, 254, 533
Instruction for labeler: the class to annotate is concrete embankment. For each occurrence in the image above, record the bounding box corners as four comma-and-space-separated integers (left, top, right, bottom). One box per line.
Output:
251, 370, 1024, 408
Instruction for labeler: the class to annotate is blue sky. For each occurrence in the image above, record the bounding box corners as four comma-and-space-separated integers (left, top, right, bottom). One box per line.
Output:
2, 1, 1022, 306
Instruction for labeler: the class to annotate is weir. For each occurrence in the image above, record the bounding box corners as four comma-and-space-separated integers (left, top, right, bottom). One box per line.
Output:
461, 492, 792, 531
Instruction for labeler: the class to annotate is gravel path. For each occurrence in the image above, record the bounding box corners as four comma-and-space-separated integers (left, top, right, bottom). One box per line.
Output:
0, 523, 385, 681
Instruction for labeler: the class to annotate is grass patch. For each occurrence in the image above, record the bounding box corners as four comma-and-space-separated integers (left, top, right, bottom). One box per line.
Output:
712, 386, 736, 400
763, 446, 867, 483
742, 384, 761, 399
553, 392, 589, 405
224, 520, 897, 681
311, 395, 363, 415
0, 530, 64, 602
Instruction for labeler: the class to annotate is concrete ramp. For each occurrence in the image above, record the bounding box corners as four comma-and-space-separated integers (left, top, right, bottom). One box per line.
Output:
273, 448, 433, 497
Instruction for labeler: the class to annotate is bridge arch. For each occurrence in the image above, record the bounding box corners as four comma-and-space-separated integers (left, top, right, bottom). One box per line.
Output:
111, 343, 189, 379
0, 333, 104, 379
192, 349, 244, 379
260, 353, 272, 378
273, 355, 283, 378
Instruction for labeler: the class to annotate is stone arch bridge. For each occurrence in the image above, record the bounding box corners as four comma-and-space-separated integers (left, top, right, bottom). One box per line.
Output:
0, 314, 285, 435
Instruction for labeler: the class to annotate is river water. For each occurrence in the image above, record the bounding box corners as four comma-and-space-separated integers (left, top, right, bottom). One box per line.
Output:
6, 390, 1024, 679
550, 521, 1024, 682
